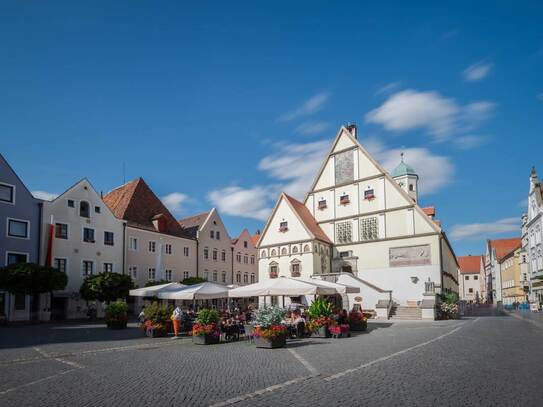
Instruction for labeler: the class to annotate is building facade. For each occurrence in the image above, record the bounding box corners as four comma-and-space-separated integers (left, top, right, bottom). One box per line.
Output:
458, 256, 482, 302
499, 247, 528, 305
179, 208, 233, 285
40, 179, 125, 319
484, 238, 522, 304
0, 154, 42, 321
231, 229, 258, 286
257, 125, 460, 319
103, 178, 197, 289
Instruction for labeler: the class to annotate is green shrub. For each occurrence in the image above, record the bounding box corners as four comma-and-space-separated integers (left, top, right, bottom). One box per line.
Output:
105, 301, 128, 318
144, 302, 172, 323
307, 298, 333, 319
181, 276, 207, 285
144, 279, 170, 287
196, 308, 219, 325
441, 292, 459, 305
253, 306, 286, 328
80, 272, 133, 303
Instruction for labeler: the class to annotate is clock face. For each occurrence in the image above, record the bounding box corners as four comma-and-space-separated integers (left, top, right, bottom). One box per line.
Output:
335, 151, 354, 185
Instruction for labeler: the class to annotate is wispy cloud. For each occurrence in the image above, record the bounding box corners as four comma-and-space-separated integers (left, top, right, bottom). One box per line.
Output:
454, 135, 489, 150
161, 192, 189, 214
537, 92, 543, 102
278, 92, 329, 122
450, 217, 519, 240
462, 61, 493, 82
365, 89, 495, 143
375, 81, 402, 96
208, 186, 275, 221
295, 121, 330, 136
519, 198, 528, 209
32, 191, 58, 201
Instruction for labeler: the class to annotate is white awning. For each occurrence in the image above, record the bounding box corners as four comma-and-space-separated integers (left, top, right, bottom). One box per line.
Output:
293, 277, 360, 294
228, 276, 338, 298
129, 282, 186, 297
157, 282, 230, 300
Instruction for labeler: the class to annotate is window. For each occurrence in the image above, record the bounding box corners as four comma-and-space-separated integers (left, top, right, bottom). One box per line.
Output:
104, 231, 114, 246
465, 275, 470, 280
203, 271, 209, 280
103, 263, 113, 273
212, 271, 218, 282
148, 268, 156, 280
340, 194, 350, 205
251, 256, 255, 264
279, 221, 288, 232
148, 241, 156, 252
244, 255, 248, 264
360, 217, 378, 241
129, 237, 138, 251
237, 253, 242, 263
213, 249, 217, 261
183, 271, 189, 280
291, 261, 301, 277
292, 246, 299, 254
250, 274, 255, 283
236, 273, 241, 283
244, 241, 248, 248
0, 183, 14, 203
83, 228, 95, 243
14, 294, 25, 311
129, 265, 138, 279
7, 219, 29, 238
271, 249, 277, 256
165, 269, 172, 281
303, 245, 310, 253
261, 250, 267, 258
364, 189, 375, 200
7, 252, 28, 265
221, 272, 226, 283
216, 231, 220, 240
474, 275, 479, 280
468, 288, 473, 294
269, 263, 278, 278
54, 258, 67, 273
80, 201, 90, 218
336, 221, 352, 243
221, 250, 226, 262
67, 199, 75, 208
281, 248, 287, 255
184, 247, 189, 256
243, 273, 248, 283
409, 184, 414, 191
55, 223, 68, 239
165, 244, 172, 255
82, 261, 94, 276
204, 247, 209, 259
94, 206, 101, 213
210, 230, 215, 239
318, 199, 327, 210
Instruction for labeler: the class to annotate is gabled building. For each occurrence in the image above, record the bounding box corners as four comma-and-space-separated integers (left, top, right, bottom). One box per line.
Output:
484, 238, 522, 304
231, 229, 258, 286
103, 178, 197, 289
499, 246, 528, 305
458, 255, 483, 302
256, 125, 459, 319
0, 154, 42, 321
40, 179, 125, 319
179, 208, 233, 285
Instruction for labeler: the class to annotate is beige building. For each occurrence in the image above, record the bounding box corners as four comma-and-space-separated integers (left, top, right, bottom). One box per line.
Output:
179, 208, 233, 285
257, 125, 459, 319
458, 255, 483, 302
40, 179, 125, 319
103, 178, 197, 289
500, 246, 527, 305
231, 229, 258, 286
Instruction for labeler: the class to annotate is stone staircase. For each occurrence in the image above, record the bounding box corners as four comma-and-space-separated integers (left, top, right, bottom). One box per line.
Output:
390, 305, 422, 320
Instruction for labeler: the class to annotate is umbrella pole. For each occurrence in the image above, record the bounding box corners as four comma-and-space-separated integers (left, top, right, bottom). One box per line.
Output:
282, 295, 285, 309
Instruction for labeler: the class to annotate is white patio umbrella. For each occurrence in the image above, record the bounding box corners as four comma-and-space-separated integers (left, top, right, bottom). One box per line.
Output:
129, 282, 186, 297
157, 282, 230, 300
228, 276, 338, 298
293, 277, 360, 294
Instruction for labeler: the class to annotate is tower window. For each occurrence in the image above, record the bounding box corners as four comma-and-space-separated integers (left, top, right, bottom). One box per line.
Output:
409, 184, 414, 191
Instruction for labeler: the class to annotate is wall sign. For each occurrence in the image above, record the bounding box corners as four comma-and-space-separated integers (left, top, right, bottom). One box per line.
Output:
389, 245, 431, 267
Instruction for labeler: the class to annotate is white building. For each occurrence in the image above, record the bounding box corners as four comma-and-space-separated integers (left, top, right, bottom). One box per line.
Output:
458, 256, 482, 302
40, 179, 125, 319
257, 125, 459, 319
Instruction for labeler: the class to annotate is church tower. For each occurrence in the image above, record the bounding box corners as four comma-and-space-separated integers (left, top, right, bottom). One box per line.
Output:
392, 153, 419, 202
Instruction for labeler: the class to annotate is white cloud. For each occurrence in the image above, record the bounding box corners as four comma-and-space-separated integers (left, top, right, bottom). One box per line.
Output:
278, 92, 329, 122
462, 61, 493, 82
454, 135, 488, 150
450, 217, 519, 240
32, 191, 58, 201
295, 121, 330, 135
365, 89, 495, 142
375, 81, 402, 96
363, 137, 454, 195
208, 186, 275, 221
161, 192, 189, 213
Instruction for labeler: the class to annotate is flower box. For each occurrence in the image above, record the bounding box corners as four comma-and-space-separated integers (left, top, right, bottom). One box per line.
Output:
254, 334, 286, 349
193, 333, 220, 345
312, 325, 331, 338
339, 196, 350, 205
269, 271, 278, 279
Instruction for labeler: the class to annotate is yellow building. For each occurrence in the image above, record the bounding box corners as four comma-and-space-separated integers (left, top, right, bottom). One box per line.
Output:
500, 246, 527, 305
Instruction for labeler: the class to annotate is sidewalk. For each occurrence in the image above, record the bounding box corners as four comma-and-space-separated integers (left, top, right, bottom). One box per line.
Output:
504, 309, 543, 330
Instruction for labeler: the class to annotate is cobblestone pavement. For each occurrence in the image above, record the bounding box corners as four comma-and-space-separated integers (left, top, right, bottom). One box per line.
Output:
1, 309, 542, 407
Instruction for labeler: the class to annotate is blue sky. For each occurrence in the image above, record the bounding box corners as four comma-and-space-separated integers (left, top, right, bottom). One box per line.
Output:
1, 1, 542, 256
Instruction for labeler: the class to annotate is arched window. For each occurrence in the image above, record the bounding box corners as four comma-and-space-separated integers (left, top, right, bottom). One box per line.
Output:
80, 201, 90, 218
261, 250, 267, 258
271, 249, 277, 256
243, 273, 249, 283
290, 259, 301, 277
250, 273, 255, 283
236, 273, 241, 283
281, 247, 287, 255
303, 244, 310, 253
269, 262, 279, 278
292, 246, 298, 254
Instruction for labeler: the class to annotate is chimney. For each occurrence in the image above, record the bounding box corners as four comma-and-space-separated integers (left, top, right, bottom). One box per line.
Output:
346, 123, 357, 139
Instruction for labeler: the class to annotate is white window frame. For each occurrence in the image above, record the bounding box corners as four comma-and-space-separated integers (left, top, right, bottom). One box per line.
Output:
55, 222, 69, 240
104, 231, 114, 246
103, 262, 114, 273
0, 182, 16, 205
53, 257, 68, 273
165, 244, 172, 255
183, 271, 189, 280
165, 269, 173, 281
148, 268, 156, 280
82, 227, 96, 243
5, 251, 29, 265
6, 217, 30, 240
82, 260, 95, 276
128, 265, 138, 279
184, 247, 189, 257
129, 236, 138, 251
148, 240, 156, 253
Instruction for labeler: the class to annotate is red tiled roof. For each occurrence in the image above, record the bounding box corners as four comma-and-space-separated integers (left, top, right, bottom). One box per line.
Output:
283, 193, 332, 244
178, 211, 210, 239
251, 232, 261, 246
458, 255, 482, 274
422, 207, 436, 217
103, 178, 191, 239
489, 238, 521, 261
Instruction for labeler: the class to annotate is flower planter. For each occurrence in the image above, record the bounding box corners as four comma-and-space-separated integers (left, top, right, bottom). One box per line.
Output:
312, 325, 331, 338
193, 333, 220, 345
349, 320, 367, 331
106, 319, 127, 329
254, 335, 286, 349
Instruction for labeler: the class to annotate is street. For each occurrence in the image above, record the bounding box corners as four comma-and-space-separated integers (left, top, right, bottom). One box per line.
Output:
1, 308, 542, 406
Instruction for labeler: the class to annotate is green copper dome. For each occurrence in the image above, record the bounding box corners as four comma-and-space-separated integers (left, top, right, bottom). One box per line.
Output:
391, 154, 417, 178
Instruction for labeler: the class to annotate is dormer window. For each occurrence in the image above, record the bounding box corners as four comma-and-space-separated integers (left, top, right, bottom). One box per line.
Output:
318, 199, 327, 210
340, 194, 350, 205
279, 221, 288, 232
364, 189, 375, 200
80, 201, 90, 218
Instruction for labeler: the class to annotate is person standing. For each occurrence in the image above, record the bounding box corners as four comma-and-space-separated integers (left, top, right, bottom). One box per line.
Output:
172, 306, 182, 338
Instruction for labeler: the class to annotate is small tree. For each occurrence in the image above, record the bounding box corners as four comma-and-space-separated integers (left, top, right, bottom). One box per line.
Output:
80, 272, 133, 303
181, 276, 207, 285
144, 279, 171, 287
0, 263, 67, 294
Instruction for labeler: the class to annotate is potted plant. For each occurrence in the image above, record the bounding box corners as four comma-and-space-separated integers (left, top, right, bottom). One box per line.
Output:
192, 308, 220, 345
307, 298, 335, 338
438, 293, 459, 320
329, 324, 350, 338
252, 306, 287, 349
105, 301, 128, 329
142, 302, 172, 337
348, 310, 368, 331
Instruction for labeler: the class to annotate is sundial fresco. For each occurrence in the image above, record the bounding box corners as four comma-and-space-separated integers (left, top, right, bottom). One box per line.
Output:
389, 245, 431, 267
335, 150, 354, 184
